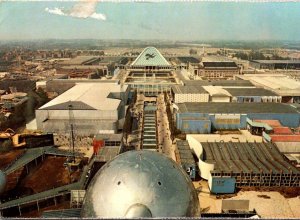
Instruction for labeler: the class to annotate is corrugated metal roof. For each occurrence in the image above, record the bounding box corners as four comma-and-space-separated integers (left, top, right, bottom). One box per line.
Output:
226, 88, 278, 97
202, 142, 300, 174
131, 47, 171, 67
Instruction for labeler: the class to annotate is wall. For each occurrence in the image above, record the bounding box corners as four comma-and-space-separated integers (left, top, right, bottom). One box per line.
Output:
186, 135, 215, 180
211, 96, 230, 102
208, 176, 236, 194
36, 109, 118, 135
177, 113, 246, 132
181, 119, 211, 134
174, 93, 209, 103
209, 114, 247, 130
177, 112, 300, 133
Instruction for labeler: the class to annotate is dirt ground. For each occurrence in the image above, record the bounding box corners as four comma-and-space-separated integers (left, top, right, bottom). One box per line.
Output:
239, 186, 300, 198
195, 180, 300, 218
21, 156, 80, 193
0, 149, 25, 169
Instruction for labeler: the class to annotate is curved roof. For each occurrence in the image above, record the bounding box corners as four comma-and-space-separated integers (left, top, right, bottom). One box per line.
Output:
131, 47, 171, 67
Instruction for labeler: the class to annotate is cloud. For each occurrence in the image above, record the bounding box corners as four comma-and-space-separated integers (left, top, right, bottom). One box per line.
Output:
45, 1, 106, 21
45, 7, 66, 16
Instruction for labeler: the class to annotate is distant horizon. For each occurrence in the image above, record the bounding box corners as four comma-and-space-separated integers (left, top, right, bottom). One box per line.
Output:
2, 38, 300, 43
1, 2, 300, 41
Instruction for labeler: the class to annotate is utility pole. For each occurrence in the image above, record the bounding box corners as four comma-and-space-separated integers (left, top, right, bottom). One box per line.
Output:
68, 104, 76, 163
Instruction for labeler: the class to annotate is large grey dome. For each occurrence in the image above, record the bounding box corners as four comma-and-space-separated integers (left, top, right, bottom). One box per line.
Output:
81, 150, 200, 218
0, 170, 6, 194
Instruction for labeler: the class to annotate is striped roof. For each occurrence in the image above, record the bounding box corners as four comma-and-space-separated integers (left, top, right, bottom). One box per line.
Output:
131, 47, 171, 67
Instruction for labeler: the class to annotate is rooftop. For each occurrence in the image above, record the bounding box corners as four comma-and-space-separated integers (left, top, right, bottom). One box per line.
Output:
203, 86, 232, 97
183, 80, 254, 87
40, 83, 128, 111
62, 56, 99, 65
131, 47, 171, 67
226, 88, 278, 97
202, 61, 238, 68
176, 56, 200, 64
251, 60, 300, 64
237, 74, 300, 96
171, 85, 207, 94
201, 142, 300, 174
178, 102, 300, 114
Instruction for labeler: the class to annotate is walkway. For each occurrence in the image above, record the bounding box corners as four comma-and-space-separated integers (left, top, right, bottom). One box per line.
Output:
4, 147, 52, 174
156, 94, 176, 160
0, 165, 90, 211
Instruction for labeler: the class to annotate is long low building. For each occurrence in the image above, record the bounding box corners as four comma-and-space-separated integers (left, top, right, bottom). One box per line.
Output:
186, 136, 300, 194
176, 102, 300, 133
250, 60, 300, 70
226, 87, 281, 103
237, 74, 300, 103
36, 83, 129, 135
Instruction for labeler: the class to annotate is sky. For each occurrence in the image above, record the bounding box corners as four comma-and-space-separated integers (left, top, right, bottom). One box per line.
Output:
0, 1, 300, 41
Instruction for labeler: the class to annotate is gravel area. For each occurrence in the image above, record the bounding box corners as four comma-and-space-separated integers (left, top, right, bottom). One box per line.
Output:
196, 180, 300, 218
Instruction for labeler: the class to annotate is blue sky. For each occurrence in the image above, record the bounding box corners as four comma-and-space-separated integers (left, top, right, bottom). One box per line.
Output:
0, 1, 300, 41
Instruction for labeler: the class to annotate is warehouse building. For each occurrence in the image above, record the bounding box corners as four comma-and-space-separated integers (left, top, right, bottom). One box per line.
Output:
226, 88, 281, 103
186, 136, 300, 194
237, 74, 300, 103
171, 80, 264, 103
36, 83, 129, 135
176, 102, 300, 133
249, 60, 300, 70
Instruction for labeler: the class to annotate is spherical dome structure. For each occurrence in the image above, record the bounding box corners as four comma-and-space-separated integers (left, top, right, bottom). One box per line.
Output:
81, 150, 200, 218
0, 170, 7, 194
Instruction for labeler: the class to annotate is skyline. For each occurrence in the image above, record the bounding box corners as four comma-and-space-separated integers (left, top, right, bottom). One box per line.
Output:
1, 2, 300, 41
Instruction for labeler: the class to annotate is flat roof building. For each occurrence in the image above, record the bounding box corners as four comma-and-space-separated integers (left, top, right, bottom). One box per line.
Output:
237, 74, 300, 103
176, 102, 300, 133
